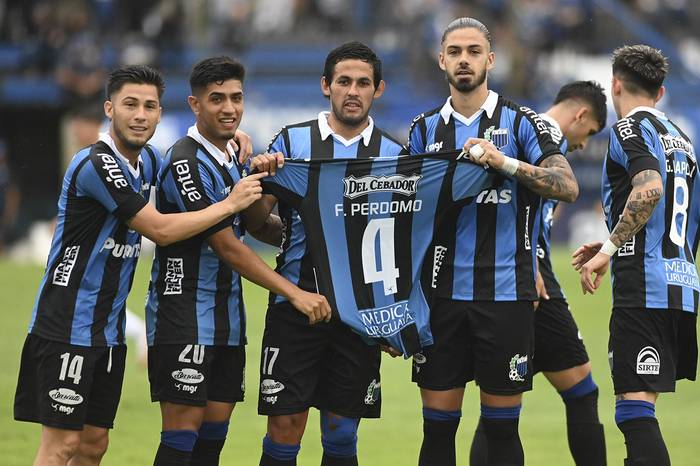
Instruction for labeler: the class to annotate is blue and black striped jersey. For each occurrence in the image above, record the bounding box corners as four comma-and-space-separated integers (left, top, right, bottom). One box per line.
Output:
146, 127, 246, 346
602, 107, 698, 313
262, 153, 495, 355
267, 112, 406, 305
536, 113, 569, 300
29, 133, 158, 346
409, 92, 562, 301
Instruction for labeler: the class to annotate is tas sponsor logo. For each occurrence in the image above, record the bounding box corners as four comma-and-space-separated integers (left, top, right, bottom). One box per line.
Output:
49, 388, 84, 406
164, 257, 184, 295
52, 246, 80, 286
171, 368, 204, 384
260, 378, 285, 395
476, 188, 512, 204
99, 153, 129, 189
508, 354, 528, 382
636, 346, 660, 375
172, 159, 203, 202
431, 246, 447, 288
100, 237, 141, 258
364, 379, 381, 405
343, 174, 421, 199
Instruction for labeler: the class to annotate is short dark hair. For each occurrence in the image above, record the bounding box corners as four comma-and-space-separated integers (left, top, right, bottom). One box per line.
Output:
190, 56, 245, 94
612, 44, 668, 97
323, 41, 382, 88
554, 80, 608, 131
106, 65, 165, 100
441, 17, 492, 46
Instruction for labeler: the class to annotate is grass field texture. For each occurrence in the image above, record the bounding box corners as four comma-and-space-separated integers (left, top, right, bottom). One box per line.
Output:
1, 249, 698, 465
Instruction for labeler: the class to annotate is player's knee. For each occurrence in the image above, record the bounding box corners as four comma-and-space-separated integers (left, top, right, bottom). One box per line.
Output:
79, 429, 109, 461
320, 413, 359, 458
267, 414, 306, 444
46, 432, 81, 461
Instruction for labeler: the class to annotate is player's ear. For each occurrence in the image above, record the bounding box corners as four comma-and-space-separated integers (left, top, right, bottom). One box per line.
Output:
438, 51, 446, 71
321, 76, 331, 98
373, 80, 385, 99
104, 100, 113, 119
187, 95, 199, 116
575, 106, 589, 123
655, 85, 665, 103
486, 51, 495, 70
611, 77, 622, 96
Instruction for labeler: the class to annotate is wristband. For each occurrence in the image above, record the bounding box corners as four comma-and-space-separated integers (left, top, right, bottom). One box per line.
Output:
600, 239, 618, 256
501, 156, 520, 176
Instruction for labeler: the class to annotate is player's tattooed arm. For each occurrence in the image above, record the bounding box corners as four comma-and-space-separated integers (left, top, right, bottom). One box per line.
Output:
608, 169, 663, 247
512, 154, 579, 202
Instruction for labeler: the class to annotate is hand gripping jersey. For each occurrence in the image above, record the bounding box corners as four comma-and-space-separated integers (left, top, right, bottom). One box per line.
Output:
29, 134, 158, 346
409, 93, 562, 301
262, 152, 495, 355
536, 114, 570, 299
146, 135, 247, 346
602, 107, 699, 313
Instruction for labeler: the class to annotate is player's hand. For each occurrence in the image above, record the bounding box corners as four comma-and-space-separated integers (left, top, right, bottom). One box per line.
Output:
233, 129, 254, 164
227, 172, 266, 213
571, 242, 603, 271
534, 269, 548, 310
289, 290, 332, 324
250, 153, 285, 176
380, 345, 402, 358
464, 137, 505, 170
579, 252, 610, 295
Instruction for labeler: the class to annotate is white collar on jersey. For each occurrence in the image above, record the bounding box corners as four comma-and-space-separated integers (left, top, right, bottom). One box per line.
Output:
187, 125, 237, 168
317, 111, 374, 147
439, 90, 499, 126
98, 132, 141, 178
539, 113, 562, 133
624, 106, 666, 119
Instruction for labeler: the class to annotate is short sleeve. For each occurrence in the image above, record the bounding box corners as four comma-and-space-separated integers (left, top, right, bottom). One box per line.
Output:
517, 106, 562, 166
611, 117, 661, 178
79, 153, 148, 222
408, 114, 426, 155
267, 127, 289, 156
261, 161, 310, 209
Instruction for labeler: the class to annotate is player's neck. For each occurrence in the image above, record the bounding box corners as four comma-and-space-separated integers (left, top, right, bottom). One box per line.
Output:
327, 112, 369, 140
109, 128, 140, 168
618, 96, 656, 119
544, 105, 567, 129
450, 85, 489, 119
196, 122, 232, 161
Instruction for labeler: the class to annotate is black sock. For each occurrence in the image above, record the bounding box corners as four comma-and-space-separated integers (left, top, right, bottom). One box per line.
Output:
563, 389, 606, 466
617, 417, 670, 466
481, 418, 523, 466
260, 452, 296, 466
190, 438, 226, 466
419, 413, 460, 466
469, 418, 488, 466
321, 453, 359, 466
154, 443, 193, 466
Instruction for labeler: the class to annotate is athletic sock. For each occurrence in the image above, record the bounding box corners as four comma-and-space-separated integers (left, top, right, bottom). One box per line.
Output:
154, 430, 198, 466
259, 435, 300, 466
559, 375, 606, 466
190, 421, 229, 466
418, 408, 461, 466
469, 418, 488, 466
480, 405, 523, 466
321, 453, 359, 465
616, 401, 670, 466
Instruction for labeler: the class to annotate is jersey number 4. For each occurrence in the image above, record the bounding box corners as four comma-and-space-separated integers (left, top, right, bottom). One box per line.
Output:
362, 218, 400, 295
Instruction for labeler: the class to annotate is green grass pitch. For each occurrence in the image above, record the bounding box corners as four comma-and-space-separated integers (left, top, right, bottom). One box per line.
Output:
1, 249, 698, 465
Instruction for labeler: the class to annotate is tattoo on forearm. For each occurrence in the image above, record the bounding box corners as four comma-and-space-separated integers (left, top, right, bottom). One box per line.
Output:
513, 154, 579, 202
609, 169, 663, 247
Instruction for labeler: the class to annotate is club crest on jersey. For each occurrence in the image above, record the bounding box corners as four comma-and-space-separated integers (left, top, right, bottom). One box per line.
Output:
364, 379, 381, 405
343, 174, 421, 199
659, 133, 696, 163
508, 354, 528, 382
636, 346, 660, 375
486, 127, 510, 149
52, 245, 80, 286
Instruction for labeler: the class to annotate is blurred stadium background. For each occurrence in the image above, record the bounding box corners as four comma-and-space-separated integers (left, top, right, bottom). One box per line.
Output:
1, 0, 700, 464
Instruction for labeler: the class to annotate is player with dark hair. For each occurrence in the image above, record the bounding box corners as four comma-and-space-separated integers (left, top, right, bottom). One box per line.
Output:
145, 56, 331, 466
470, 80, 608, 466
13, 64, 265, 466
407, 17, 579, 466
250, 41, 406, 466
574, 45, 698, 466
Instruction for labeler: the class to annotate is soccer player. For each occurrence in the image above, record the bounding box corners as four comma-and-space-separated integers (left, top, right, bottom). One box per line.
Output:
145, 56, 331, 466
250, 42, 406, 466
574, 45, 698, 466
13, 65, 266, 466
407, 18, 579, 466
469, 81, 608, 465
